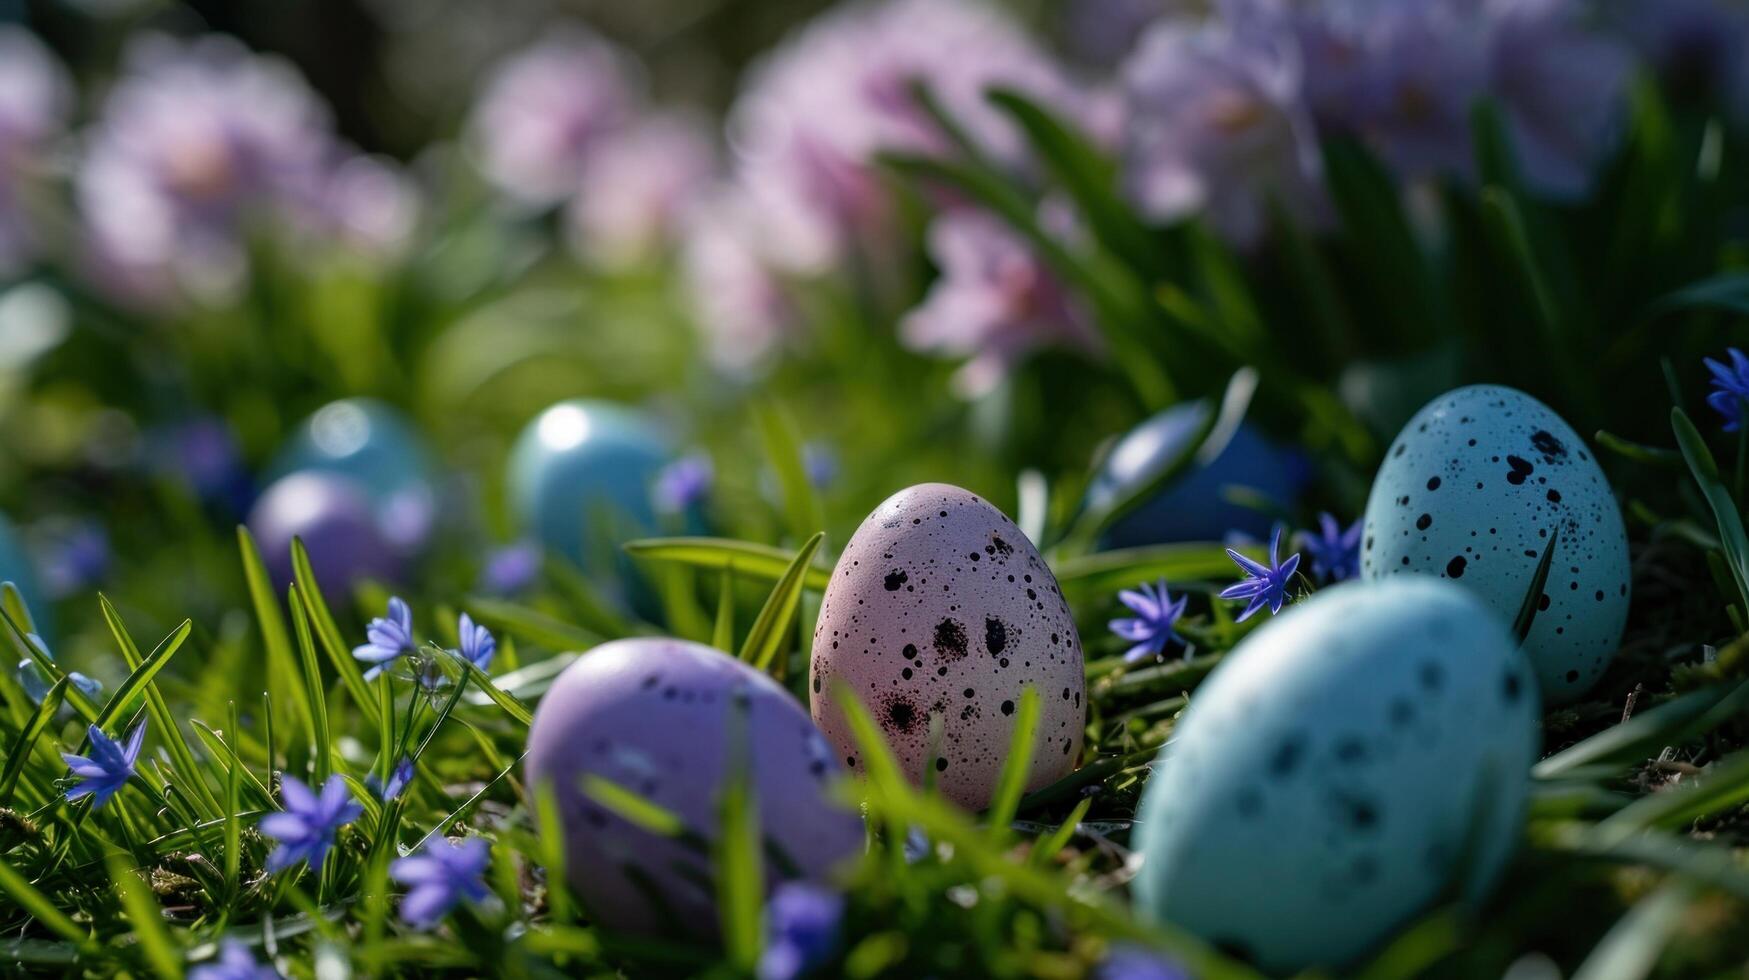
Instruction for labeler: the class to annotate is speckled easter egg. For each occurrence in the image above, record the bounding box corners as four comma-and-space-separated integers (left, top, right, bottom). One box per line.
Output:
507, 400, 672, 571
810, 484, 1084, 811
524, 638, 864, 937
1088, 401, 1303, 546
247, 472, 404, 593
267, 399, 436, 551
1361, 385, 1630, 702
1133, 579, 1538, 974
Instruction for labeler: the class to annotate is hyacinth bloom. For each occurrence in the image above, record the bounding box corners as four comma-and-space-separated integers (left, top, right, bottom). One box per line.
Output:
353, 596, 416, 681
902, 208, 1101, 397
728, 0, 1082, 273
1484, 0, 1634, 200
1610, 0, 1749, 108
1096, 946, 1192, 980
455, 613, 496, 673
468, 30, 638, 207
0, 27, 72, 276
1705, 348, 1749, 431
1110, 579, 1190, 664
480, 541, 541, 595
389, 837, 492, 930
568, 112, 716, 266
1219, 526, 1302, 622
365, 757, 414, 802
758, 882, 845, 980
260, 774, 363, 873
61, 721, 146, 809
1121, 18, 1325, 245
653, 453, 714, 514
188, 941, 279, 980
1300, 512, 1363, 583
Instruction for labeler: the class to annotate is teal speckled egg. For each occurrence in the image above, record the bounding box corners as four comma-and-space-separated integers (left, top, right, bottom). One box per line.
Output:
507, 400, 672, 572
267, 399, 436, 551
1361, 385, 1630, 703
1132, 579, 1538, 974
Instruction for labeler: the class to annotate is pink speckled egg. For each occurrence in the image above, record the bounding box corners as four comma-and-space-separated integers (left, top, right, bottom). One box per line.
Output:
524, 637, 864, 938
810, 483, 1085, 810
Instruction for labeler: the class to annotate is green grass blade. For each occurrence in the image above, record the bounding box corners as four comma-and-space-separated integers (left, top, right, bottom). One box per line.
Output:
90, 619, 192, 736
754, 401, 824, 547
457, 658, 533, 726
224, 702, 242, 894
462, 598, 601, 653
1672, 407, 1749, 612
238, 526, 313, 744
0, 606, 100, 724
1534, 678, 1749, 778
985, 686, 1039, 835
715, 693, 762, 971
292, 540, 381, 728
1512, 525, 1560, 644
0, 676, 65, 807
99, 597, 219, 816
288, 585, 332, 781
712, 565, 736, 654
1570, 880, 1693, 980
1595, 747, 1749, 838
739, 532, 824, 673
1027, 796, 1091, 868
107, 853, 183, 978
0, 857, 87, 943
624, 537, 832, 591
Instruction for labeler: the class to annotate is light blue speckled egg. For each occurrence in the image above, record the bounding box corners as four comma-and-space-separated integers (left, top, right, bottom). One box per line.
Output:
1361, 385, 1630, 703
1132, 579, 1538, 974
507, 400, 672, 572
267, 399, 436, 552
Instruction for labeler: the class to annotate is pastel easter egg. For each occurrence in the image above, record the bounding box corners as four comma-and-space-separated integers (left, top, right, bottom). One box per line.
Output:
267, 399, 435, 552
810, 483, 1084, 811
247, 472, 404, 594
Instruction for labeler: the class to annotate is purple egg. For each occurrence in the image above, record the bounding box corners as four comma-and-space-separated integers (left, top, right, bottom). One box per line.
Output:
525, 638, 864, 938
246, 472, 404, 596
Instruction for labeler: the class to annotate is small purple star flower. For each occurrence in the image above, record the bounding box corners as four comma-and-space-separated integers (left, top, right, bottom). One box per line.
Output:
758, 882, 845, 980
260, 774, 363, 874
61, 719, 146, 809
389, 837, 492, 930
188, 940, 279, 980
455, 613, 496, 673
1300, 513, 1363, 583
1705, 348, 1749, 432
479, 542, 540, 595
1109, 579, 1189, 664
1096, 945, 1192, 980
353, 596, 414, 681
653, 453, 713, 514
1219, 526, 1301, 622
365, 757, 413, 802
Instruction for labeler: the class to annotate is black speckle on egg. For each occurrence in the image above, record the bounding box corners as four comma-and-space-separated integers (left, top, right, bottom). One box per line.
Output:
984, 617, 1007, 655
933, 619, 968, 660
1001, 700, 1014, 715
1445, 556, 1466, 578
884, 569, 908, 591
1416, 514, 1433, 531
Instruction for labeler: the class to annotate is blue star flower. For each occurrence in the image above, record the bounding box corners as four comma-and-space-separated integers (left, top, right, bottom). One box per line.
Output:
1300, 513, 1362, 583
1218, 526, 1301, 622
18, 634, 103, 705
353, 597, 415, 682
758, 882, 845, 980
479, 542, 540, 595
390, 837, 492, 930
365, 757, 414, 802
259, 774, 363, 874
61, 720, 146, 809
188, 940, 279, 980
1109, 579, 1189, 664
1096, 945, 1191, 980
1706, 348, 1749, 431
653, 454, 714, 513
455, 613, 496, 673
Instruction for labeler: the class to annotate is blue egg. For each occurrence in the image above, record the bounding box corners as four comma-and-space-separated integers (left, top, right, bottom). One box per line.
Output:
507, 400, 674, 572
0, 514, 47, 636
267, 399, 435, 552
1088, 401, 1303, 546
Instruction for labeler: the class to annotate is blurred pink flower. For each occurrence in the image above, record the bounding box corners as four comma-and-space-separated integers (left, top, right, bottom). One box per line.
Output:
901, 206, 1101, 397
0, 27, 72, 276
680, 187, 799, 375
728, 0, 1084, 273
304, 152, 423, 258
467, 29, 639, 208
567, 112, 716, 267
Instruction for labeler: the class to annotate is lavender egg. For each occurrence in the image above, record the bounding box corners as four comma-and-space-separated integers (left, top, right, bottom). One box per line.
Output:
524, 638, 863, 938
810, 484, 1084, 811
247, 472, 404, 594
1362, 385, 1630, 702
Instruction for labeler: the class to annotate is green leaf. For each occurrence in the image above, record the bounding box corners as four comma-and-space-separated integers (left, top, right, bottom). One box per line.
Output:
754, 401, 824, 546
1643, 272, 1749, 319
1595, 747, 1749, 839
462, 597, 600, 652
1534, 678, 1749, 779
0, 856, 87, 943
985, 686, 1040, 835
1512, 524, 1560, 644
90, 619, 192, 737
224, 702, 243, 895
625, 537, 832, 592
715, 694, 763, 971
0, 607, 100, 724
1052, 544, 1241, 597
1672, 407, 1749, 613
292, 540, 381, 728
107, 853, 183, 979
238, 526, 314, 744
581, 775, 689, 838
456, 658, 533, 727
1570, 880, 1694, 980
1027, 796, 1092, 868
0, 676, 64, 807
287, 585, 332, 781
99, 597, 220, 816
739, 532, 825, 673
712, 565, 737, 654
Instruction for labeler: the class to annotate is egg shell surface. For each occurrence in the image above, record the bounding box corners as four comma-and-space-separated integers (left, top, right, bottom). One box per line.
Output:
1088, 401, 1303, 546
1133, 578, 1538, 974
247, 472, 404, 594
524, 637, 864, 938
1361, 384, 1630, 702
810, 483, 1084, 810
507, 399, 671, 571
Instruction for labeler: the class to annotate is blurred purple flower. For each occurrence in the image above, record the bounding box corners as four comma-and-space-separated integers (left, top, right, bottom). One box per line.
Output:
365, 757, 414, 802
803, 443, 839, 490
1062, 0, 1191, 63
260, 774, 362, 873
455, 612, 496, 673
188, 940, 279, 980
76, 34, 337, 306
681, 187, 800, 375
390, 837, 492, 930
729, 0, 1083, 272
654, 453, 714, 514
62, 720, 146, 810
1607, 0, 1749, 110
1219, 525, 1301, 621
154, 417, 253, 510
1097, 945, 1192, 980
38, 519, 110, 598
1705, 347, 1749, 431
480, 542, 541, 595
568, 112, 716, 266
1109, 579, 1189, 664
468, 30, 639, 207
902, 208, 1101, 397
1484, 0, 1634, 200
758, 882, 845, 980
1300, 512, 1363, 583
0, 27, 72, 276
307, 153, 422, 257
1121, 17, 1326, 245
353, 596, 416, 682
